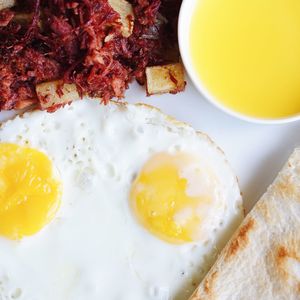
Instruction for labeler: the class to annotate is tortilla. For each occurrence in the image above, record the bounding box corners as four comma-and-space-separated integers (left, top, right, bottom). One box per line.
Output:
190, 149, 300, 300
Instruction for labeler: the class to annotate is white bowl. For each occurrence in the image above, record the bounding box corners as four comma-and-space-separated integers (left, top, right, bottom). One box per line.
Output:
178, 0, 300, 124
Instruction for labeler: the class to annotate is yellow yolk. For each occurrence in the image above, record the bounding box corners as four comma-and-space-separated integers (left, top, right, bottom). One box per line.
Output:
0, 143, 61, 240
190, 0, 300, 119
130, 153, 210, 244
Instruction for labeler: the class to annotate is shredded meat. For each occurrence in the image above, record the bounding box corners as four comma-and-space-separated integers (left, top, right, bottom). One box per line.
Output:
0, 0, 182, 110
0, 9, 14, 27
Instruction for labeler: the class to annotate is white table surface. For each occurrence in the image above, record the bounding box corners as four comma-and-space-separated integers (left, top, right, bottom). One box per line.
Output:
1, 78, 300, 213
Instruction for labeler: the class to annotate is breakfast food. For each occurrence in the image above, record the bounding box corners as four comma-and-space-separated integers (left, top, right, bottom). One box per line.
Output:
0, 100, 243, 299
0, 0, 14, 10
190, 149, 300, 300
0, 0, 184, 111
36, 80, 80, 111
146, 63, 185, 95
0, 143, 62, 239
108, 0, 134, 37
189, 0, 300, 119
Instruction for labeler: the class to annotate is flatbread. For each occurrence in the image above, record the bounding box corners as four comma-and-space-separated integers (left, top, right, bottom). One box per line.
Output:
190, 149, 300, 300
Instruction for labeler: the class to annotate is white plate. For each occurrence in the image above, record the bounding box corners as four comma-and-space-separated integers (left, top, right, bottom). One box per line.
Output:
1, 79, 300, 213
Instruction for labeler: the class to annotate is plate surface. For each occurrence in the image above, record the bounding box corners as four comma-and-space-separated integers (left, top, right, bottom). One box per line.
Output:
1, 79, 300, 212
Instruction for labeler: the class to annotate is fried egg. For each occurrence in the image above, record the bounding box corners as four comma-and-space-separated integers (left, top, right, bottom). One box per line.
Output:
0, 100, 243, 300
0, 143, 61, 240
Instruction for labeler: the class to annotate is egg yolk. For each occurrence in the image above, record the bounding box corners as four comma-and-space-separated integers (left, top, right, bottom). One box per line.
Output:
0, 143, 61, 240
130, 153, 211, 244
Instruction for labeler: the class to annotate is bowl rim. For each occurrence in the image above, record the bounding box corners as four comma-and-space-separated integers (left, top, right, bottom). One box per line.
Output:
177, 0, 300, 125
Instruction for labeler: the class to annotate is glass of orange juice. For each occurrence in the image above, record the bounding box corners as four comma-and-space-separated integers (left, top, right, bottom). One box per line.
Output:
179, 0, 300, 123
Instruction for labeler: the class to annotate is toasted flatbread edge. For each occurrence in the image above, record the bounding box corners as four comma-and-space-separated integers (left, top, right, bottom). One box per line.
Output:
190, 148, 300, 300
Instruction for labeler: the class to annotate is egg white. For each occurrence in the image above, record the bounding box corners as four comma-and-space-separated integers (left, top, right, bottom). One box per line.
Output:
0, 100, 243, 300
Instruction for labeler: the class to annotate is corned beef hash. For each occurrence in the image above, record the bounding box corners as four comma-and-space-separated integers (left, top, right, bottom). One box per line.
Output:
0, 0, 184, 111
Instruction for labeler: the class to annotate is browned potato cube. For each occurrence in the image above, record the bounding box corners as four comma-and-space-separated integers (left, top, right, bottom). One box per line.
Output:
36, 81, 79, 110
0, 0, 15, 10
146, 63, 186, 95
108, 0, 134, 37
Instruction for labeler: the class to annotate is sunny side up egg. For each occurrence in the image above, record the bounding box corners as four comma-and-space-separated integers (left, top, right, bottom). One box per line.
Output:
0, 100, 243, 300
0, 143, 61, 240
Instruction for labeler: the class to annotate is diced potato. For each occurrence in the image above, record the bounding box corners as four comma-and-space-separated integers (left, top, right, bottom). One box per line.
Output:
13, 13, 43, 29
15, 99, 36, 110
108, 0, 134, 37
0, 0, 15, 10
36, 81, 79, 110
13, 13, 33, 24
146, 63, 186, 95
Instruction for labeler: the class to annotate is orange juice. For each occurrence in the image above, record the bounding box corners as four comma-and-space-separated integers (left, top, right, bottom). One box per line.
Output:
190, 0, 300, 119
